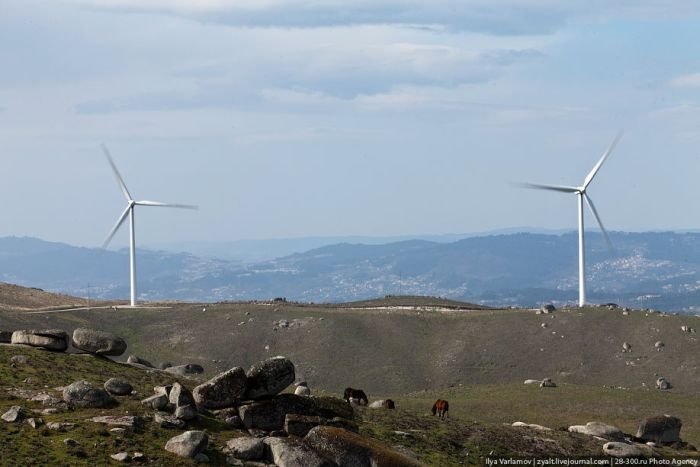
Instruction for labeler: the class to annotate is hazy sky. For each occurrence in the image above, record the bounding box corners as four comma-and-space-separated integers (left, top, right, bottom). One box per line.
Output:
1, 0, 699, 247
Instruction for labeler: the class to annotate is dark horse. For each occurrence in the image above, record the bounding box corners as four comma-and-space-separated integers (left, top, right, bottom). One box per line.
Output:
432, 399, 449, 418
343, 387, 368, 405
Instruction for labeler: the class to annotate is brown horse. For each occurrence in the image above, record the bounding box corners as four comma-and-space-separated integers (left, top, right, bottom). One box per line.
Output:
343, 387, 368, 405
432, 399, 449, 418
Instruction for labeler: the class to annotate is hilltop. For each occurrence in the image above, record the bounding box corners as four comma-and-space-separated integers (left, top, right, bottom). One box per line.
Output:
0, 283, 89, 311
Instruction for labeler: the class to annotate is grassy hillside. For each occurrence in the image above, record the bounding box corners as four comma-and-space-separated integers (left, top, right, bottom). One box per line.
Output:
0, 283, 90, 311
1, 346, 698, 466
1, 302, 699, 397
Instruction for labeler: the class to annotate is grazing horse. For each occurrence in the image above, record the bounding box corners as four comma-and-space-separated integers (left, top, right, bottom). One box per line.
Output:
432, 399, 449, 418
382, 399, 395, 409
344, 387, 368, 406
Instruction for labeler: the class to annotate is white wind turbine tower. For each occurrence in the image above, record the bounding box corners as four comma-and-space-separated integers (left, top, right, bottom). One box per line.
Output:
519, 131, 623, 307
101, 145, 197, 307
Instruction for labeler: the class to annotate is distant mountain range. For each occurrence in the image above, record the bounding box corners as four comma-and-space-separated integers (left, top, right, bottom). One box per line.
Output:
2, 232, 700, 312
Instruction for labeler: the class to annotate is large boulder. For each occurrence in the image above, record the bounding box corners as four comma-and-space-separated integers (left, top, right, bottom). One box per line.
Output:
636, 415, 682, 444
305, 426, 422, 467
164, 364, 204, 376
169, 382, 195, 408
225, 436, 265, 461
142, 394, 169, 411
568, 422, 624, 441
164, 430, 208, 458
238, 395, 351, 432
104, 378, 133, 396
244, 356, 295, 400
603, 442, 642, 458
285, 414, 323, 437
193, 367, 247, 410
72, 328, 126, 356
63, 381, 114, 408
263, 437, 336, 467
11, 329, 69, 351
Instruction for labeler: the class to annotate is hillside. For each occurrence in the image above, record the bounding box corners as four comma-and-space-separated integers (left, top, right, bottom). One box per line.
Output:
2, 302, 699, 396
4, 232, 700, 311
0, 283, 89, 311
1, 342, 699, 465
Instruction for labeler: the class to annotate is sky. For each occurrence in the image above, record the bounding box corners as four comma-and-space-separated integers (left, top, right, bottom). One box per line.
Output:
1, 0, 699, 248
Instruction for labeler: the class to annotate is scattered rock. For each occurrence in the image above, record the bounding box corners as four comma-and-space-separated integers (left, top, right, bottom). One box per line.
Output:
294, 382, 311, 396
245, 356, 295, 400
636, 415, 682, 444
603, 442, 642, 458
133, 452, 146, 462
568, 422, 624, 441
164, 364, 204, 376
111, 452, 130, 462
264, 436, 335, 467
104, 378, 133, 396
622, 342, 632, 353
110, 428, 127, 435
63, 438, 79, 447
225, 436, 265, 461
512, 422, 552, 431
154, 412, 186, 429
10, 355, 29, 365
285, 414, 323, 437
540, 378, 557, 388
91, 416, 142, 429
654, 341, 665, 351
48, 422, 76, 431
175, 404, 198, 421
142, 394, 169, 411
164, 430, 208, 458
63, 380, 115, 408
193, 367, 247, 410
656, 377, 672, 390
127, 355, 154, 368
523, 379, 540, 385
2, 406, 27, 423
305, 426, 423, 467
72, 328, 127, 356
26, 417, 42, 429
169, 382, 196, 408
11, 329, 69, 351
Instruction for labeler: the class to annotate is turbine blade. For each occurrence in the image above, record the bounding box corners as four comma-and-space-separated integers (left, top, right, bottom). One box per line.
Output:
584, 194, 613, 251
102, 144, 133, 202
583, 130, 624, 190
102, 205, 131, 249
135, 200, 198, 210
512, 182, 579, 193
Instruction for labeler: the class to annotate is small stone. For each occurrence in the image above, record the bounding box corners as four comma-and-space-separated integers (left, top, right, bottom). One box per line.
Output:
26, 418, 43, 429
64, 438, 79, 447
11, 355, 29, 365
1, 406, 26, 423
111, 452, 130, 462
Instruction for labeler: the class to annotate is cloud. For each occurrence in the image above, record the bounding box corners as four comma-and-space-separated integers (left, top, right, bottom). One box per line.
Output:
63, 1, 700, 35
670, 72, 700, 88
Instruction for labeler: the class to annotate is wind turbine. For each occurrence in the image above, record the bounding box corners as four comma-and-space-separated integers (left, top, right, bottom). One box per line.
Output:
518, 131, 623, 307
101, 145, 197, 307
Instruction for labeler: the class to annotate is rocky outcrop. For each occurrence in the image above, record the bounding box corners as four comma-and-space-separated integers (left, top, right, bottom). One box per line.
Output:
11, 329, 69, 351
264, 437, 336, 467
72, 328, 126, 356
603, 442, 642, 458
305, 426, 423, 467
636, 415, 682, 444
238, 394, 352, 432
164, 430, 208, 458
164, 364, 204, 376
104, 378, 133, 396
244, 356, 295, 400
168, 382, 197, 421
568, 422, 624, 441
63, 381, 115, 408
193, 367, 247, 409
225, 437, 265, 461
